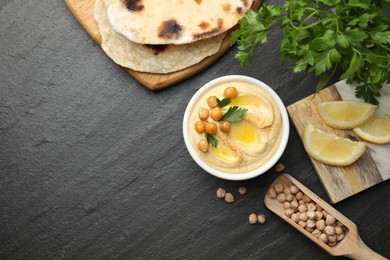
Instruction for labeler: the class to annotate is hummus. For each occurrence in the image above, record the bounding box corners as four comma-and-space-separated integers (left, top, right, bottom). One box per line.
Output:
188, 81, 283, 174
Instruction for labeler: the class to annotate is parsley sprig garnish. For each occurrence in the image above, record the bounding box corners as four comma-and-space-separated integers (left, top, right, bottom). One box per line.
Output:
231, 0, 390, 105
206, 133, 218, 148
217, 98, 231, 108
221, 106, 248, 122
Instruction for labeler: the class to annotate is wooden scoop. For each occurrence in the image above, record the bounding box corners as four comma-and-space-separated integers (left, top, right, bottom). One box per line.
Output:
264, 174, 387, 259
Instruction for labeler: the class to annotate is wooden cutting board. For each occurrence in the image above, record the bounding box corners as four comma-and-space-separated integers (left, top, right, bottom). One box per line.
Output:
64, 0, 262, 91
288, 80, 390, 204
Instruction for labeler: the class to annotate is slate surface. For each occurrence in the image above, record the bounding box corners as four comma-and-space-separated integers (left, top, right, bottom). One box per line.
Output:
1, 0, 389, 259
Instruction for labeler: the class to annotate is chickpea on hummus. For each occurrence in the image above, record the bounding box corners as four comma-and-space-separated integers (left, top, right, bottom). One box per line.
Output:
188, 81, 283, 174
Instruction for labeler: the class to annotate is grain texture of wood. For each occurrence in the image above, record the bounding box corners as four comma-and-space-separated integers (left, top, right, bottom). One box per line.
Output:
287, 86, 383, 204
63, 0, 262, 91
265, 174, 386, 259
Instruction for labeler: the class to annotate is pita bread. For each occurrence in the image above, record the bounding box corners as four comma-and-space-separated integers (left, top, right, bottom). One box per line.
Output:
105, 0, 253, 45
94, 0, 225, 73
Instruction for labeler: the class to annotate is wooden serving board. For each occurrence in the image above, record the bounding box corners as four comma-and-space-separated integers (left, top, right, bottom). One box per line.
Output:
287, 80, 390, 204
64, 0, 262, 91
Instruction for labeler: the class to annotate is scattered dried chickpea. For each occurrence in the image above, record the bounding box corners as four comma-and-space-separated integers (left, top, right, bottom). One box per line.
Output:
249, 213, 257, 224
198, 107, 209, 121
224, 86, 238, 99
194, 121, 205, 134
275, 163, 285, 172
205, 121, 217, 135
207, 96, 218, 108
225, 192, 235, 203
216, 187, 226, 199
238, 186, 247, 195
219, 121, 231, 133
210, 107, 223, 121
198, 139, 209, 153
257, 214, 266, 224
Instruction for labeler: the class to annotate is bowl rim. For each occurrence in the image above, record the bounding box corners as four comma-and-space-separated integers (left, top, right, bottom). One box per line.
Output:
183, 75, 289, 181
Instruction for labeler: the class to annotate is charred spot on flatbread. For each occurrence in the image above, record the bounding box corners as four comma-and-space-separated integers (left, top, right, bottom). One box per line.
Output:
236, 7, 243, 14
198, 21, 210, 30
144, 44, 168, 55
122, 0, 144, 12
193, 18, 223, 40
194, 0, 202, 4
222, 4, 231, 12
158, 19, 183, 39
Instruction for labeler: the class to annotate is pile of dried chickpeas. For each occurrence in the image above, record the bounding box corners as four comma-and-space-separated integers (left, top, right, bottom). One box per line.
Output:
195, 87, 238, 153
268, 182, 347, 247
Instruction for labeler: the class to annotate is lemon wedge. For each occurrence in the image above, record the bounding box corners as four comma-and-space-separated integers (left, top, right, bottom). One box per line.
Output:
317, 101, 377, 129
303, 124, 366, 166
353, 114, 390, 144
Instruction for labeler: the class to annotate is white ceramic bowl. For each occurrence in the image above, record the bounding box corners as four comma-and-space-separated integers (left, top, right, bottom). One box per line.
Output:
183, 75, 289, 181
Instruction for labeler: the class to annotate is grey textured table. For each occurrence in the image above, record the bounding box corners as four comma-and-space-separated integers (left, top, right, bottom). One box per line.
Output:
1, 0, 389, 259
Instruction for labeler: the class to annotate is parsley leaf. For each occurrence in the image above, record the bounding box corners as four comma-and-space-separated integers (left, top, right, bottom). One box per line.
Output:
217, 98, 231, 108
220, 106, 248, 122
206, 133, 218, 148
232, 0, 390, 104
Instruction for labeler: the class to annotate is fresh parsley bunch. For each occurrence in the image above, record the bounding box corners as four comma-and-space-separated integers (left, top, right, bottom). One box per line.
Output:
231, 0, 390, 105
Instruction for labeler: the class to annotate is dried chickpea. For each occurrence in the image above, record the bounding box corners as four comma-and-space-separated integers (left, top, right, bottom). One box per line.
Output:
291, 213, 299, 223
306, 210, 316, 220
302, 194, 311, 203
290, 185, 299, 194
275, 163, 285, 172
224, 86, 238, 98
328, 235, 337, 243
298, 200, 305, 206
295, 191, 304, 200
210, 107, 223, 121
257, 214, 266, 224
274, 183, 284, 194
276, 193, 286, 203
307, 203, 317, 212
198, 139, 209, 153
286, 193, 294, 202
336, 233, 345, 241
299, 213, 308, 222
194, 121, 205, 134
315, 211, 323, 221
216, 188, 226, 199
298, 204, 307, 213
334, 225, 343, 235
198, 107, 209, 121
219, 121, 231, 133
285, 208, 294, 218
283, 201, 291, 209
225, 192, 235, 203
238, 186, 247, 195
312, 229, 321, 238
328, 240, 337, 247
283, 186, 291, 195
268, 187, 277, 199
205, 121, 217, 135
305, 226, 314, 232
291, 200, 299, 210
316, 219, 326, 231
325, 214, 336, 226
324, 225, 335, 236
316, 205, 323, 212
307, 219, 316, 229
207, 96, 218, 108
319, 233, 328, 244
249, 213, 257, 224
298, 221, 307, 228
